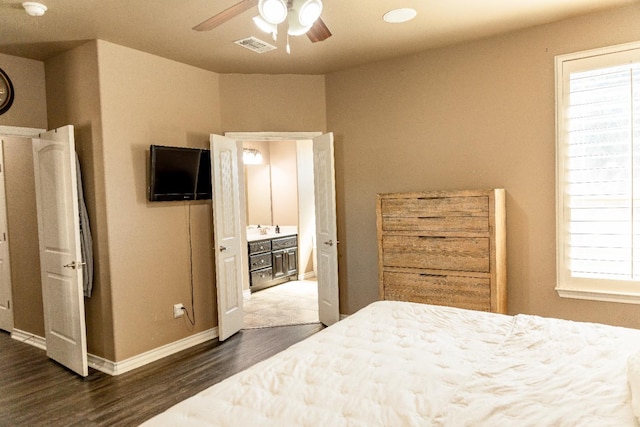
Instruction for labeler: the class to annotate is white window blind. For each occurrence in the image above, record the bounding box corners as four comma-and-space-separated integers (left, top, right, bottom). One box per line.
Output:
556, 42, 640, 303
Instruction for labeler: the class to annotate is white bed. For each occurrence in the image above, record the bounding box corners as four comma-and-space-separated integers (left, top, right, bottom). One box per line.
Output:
142, 301, 640, 426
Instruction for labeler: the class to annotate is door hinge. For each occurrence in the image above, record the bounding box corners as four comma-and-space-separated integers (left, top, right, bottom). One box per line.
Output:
7, 300, 9, 309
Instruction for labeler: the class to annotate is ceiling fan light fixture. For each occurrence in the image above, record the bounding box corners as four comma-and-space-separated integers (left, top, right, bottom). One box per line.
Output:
258, 0, 287, 25
253, 15, 276, 33
287, 12, 312, 36
293, 0, 323, 27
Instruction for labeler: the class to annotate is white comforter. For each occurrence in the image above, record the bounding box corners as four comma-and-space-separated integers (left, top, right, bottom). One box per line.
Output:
141, 301, 640, 426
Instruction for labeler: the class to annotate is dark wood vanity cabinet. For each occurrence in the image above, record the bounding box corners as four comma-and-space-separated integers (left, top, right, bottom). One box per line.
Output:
273, 247, 298, 279
248, 235, 298, 292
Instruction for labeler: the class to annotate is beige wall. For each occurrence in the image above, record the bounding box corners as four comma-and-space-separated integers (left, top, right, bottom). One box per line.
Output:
0, 53, 47, 129
45, 40, 116, 359
326, 4, 640, 328
219, 74, 326, 132
95, 41, 222, 361
244, 141, 272, 225
3, 136, 43, 336
270, 140, 298, 227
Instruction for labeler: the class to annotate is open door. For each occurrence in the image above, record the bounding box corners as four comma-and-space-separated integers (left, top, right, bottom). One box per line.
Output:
211, 134, 244, 341
32, 126, 88, 377
313, 133, 340, 326
0, 140, 14, 333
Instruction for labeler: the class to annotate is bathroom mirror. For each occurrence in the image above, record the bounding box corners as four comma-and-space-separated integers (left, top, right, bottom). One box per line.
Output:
243, 140, 300, 227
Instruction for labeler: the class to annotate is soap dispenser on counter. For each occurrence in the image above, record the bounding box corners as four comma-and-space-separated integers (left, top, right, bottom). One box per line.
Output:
275, 225, 280, 234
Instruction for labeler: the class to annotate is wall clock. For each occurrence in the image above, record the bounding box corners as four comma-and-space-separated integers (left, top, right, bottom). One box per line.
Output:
0, 68, 14, 115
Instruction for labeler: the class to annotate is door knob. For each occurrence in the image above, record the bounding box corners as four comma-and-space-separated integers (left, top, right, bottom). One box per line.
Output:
219, 246, 228, 252
63, 261, 86, 270
324, 240, 333, 246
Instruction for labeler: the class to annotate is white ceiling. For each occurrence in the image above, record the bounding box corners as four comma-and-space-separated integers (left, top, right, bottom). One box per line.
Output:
0, 0, 637, 74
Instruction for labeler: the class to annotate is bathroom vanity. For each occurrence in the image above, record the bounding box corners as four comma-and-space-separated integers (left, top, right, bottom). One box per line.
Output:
247, 228, 298, 292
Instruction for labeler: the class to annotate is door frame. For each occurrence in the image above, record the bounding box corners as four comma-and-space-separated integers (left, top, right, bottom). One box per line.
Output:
0, 140, 14, 333
225, 131, 339, 323
0, 126, 46, 138
0, 126, 46, 333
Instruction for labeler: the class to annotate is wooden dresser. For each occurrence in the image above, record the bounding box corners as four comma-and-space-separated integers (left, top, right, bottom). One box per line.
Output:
376, 189, 506, 313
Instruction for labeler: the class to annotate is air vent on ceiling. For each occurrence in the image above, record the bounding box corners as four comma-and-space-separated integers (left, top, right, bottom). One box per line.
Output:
234, 36, 277, 54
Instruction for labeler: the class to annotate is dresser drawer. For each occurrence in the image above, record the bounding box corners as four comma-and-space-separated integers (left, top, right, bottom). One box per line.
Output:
250, 267, 273, 287
382, 235, 490, 272
272, 235, 297, 250
383, 271, 491, 311
249, 253, 272, 271
381, 196, 489, 233
248, 240, 271, 255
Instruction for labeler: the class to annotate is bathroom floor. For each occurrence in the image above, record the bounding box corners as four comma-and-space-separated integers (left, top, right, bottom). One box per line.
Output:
243, 279, 319, 329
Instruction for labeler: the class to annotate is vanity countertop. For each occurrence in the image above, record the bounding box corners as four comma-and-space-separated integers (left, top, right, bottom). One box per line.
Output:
246, 226, 297, 242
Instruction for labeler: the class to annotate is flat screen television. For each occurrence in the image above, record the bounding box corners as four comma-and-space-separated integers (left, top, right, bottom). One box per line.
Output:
195, 149, 212, 200
148, 145, 212, 201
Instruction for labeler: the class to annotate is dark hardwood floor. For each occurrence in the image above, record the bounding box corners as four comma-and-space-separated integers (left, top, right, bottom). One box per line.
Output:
0, 323, 323, 426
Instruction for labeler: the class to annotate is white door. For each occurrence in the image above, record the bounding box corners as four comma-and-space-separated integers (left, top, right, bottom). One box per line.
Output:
313, 133, 340, 326
211, 134, 244, 341
0, 140, 14, 332
33, 126, 88, 377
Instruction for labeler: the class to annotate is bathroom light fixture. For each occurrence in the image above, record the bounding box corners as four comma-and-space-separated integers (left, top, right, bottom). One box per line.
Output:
243, 148, 264, 165
383, 8, 417, 24
22, 2, 47, 17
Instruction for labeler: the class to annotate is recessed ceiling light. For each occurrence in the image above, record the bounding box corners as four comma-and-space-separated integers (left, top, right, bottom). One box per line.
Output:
383, 8, 417, 24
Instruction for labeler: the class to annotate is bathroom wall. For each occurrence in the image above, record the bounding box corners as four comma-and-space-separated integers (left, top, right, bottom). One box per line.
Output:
270, 140, 298, 227
244, 141, 272, 226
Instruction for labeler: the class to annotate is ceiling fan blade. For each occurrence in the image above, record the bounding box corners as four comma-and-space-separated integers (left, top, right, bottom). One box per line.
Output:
193, 0, 259, 32
307, 17, 332, 43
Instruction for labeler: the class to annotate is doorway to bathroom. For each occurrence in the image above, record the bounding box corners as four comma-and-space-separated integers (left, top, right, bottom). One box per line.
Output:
241, 137, 319, 329
212, 132, 338, 340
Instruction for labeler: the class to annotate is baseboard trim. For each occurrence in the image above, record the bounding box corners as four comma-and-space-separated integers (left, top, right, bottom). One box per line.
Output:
298, 272, 317, 281
12, 327, 219, 376
11, 329, 46, 350
90, 327, 219, 376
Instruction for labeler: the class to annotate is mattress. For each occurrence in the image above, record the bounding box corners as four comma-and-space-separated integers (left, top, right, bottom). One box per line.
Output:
141, 301, 640, 426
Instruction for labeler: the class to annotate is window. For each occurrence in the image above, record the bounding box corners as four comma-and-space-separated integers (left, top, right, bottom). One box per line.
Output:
556, 41, 640, 304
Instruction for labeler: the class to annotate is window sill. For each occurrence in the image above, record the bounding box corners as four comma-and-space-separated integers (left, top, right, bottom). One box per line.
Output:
556, 287, 640, 305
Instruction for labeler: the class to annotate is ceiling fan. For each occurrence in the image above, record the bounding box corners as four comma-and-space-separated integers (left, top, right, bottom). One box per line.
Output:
193, 0, 332, 43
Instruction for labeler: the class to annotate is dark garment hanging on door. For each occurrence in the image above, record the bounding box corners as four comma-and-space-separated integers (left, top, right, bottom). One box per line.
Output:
75, 153, 94, 298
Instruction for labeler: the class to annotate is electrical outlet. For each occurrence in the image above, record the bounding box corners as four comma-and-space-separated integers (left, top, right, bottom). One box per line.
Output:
173, 303, 184, 319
